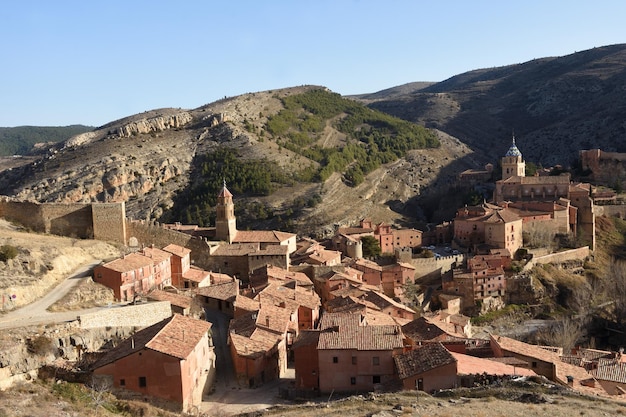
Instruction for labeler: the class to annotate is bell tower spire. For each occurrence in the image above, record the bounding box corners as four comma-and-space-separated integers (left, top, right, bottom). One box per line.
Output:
215, 182, 237, 243
501, 133, 525, 179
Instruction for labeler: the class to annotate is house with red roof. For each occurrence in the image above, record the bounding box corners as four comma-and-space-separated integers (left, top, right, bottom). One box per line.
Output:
228, 304, 296, 387
293, 312, 404, 393
91, 314, 215, 412
94, 251, 171, 301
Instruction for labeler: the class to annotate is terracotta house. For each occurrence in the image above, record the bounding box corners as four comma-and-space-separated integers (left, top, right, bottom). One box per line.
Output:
394, 342, 458, 392
94, 252, 171, 301
91, 314, 215, 412
228, 304, 295, 387
162, 244, 191, 288
313, 312, 404, 393
256, 282, 321, 331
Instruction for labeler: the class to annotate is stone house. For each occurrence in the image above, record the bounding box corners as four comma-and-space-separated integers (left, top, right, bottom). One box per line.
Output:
162, 244, 191, 287
206, 243, 290, 282
91, 314, 215, 413
334, 219, 422, 256
196, 280, 238, 317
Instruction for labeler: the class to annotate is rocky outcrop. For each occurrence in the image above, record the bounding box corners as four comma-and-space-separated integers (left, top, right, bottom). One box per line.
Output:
116, 112, 193, 138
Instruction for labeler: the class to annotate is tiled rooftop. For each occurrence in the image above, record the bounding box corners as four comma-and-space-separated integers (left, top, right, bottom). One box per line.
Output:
233, 230, 295, 244
453, 352, 536, 377
317, 312, 402, 351
141, 246, 172, 264
101, 252, 153, 273
394, 343, 456, 380
196, 281, 238, 302
146, 314, 212, 359
182, 266, 210, 283
92, 314, 211, 369
163, 244, 191, 258
147, 290, 192, 309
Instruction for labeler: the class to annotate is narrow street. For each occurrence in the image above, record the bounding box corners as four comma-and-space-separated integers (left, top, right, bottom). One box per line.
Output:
201, 309, 295, 416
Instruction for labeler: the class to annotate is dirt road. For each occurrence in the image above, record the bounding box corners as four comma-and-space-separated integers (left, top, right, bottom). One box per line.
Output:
0, 260, 106, 330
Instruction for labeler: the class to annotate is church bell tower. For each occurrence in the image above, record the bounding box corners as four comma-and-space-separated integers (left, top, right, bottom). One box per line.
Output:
215, 181, 237, 243
501, 135, 525, 179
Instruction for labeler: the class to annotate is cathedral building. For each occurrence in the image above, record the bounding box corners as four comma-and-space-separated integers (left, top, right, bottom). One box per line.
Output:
492, 137, 595, 250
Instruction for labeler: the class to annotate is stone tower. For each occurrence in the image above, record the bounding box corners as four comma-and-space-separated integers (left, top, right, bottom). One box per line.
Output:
501, 136, 525, 179
215, 182, 237, 243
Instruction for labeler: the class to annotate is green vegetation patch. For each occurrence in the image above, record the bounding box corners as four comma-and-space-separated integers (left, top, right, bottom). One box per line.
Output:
169, 148, 292, 227
0, 125, 93, 156
267, 89, 439, 185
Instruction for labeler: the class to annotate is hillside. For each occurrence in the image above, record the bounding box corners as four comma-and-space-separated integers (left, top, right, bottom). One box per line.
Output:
358, 43, 626, 166
0, 125, 93, 156
0, 87, 470, 234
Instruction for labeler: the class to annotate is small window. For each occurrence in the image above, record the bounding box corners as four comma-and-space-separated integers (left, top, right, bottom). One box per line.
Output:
139, 376, 147, 387
532, 361, 538, 368
350, 377, 356, 385
373, 375, 381, 384
333, 356, 338, 364
373, 356, 380, 366
120, 379, 125, 386
352, 356, 357, 365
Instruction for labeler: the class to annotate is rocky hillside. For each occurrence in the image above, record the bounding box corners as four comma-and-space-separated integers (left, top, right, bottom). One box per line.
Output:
358, 43, 626, 166
0, 86, 474, 234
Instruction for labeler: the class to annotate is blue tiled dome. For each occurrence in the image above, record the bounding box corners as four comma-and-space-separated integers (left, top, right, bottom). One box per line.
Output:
505, 137, 522, 157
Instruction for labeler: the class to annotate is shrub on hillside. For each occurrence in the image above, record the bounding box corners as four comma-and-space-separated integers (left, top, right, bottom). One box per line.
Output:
0, 245, 18, 262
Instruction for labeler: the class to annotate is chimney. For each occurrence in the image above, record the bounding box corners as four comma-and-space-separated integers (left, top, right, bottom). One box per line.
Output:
265, 316, 270, 327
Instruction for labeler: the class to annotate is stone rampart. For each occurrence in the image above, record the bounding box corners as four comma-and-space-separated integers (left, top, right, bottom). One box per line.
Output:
410, 254, 464, 278
79, 301, 172, 329
92, 202, 126, 244
522, 246, 590, 271
0, 198, 127, 242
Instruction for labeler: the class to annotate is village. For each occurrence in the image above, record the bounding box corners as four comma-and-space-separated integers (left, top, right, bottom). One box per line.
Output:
2, 141, 626, 414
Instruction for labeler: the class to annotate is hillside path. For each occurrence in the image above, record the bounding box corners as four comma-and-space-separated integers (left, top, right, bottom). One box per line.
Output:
0, 260, 105, 330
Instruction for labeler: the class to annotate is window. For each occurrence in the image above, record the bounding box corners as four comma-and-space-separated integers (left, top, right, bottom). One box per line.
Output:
532, 361, 538, 368
333, 356, 338, 363
372, 356, 380, 366
139, 376, 147, 388
373, 375, 381, 384
352, 356, 357, 365
350, 377, 356, 385
120, 379, 125, 387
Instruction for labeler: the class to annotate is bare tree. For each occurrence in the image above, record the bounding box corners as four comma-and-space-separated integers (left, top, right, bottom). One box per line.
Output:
88, 375, 113, 415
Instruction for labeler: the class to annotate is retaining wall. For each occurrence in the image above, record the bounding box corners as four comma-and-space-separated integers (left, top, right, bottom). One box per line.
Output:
79, 301, 172, 329
522, 246, 590, 271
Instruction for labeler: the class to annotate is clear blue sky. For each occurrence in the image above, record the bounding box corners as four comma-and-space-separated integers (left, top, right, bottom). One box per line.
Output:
1, 1, 624, 127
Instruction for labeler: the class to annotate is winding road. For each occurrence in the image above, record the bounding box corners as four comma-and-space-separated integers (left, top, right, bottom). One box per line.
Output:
0, 260, 106, 330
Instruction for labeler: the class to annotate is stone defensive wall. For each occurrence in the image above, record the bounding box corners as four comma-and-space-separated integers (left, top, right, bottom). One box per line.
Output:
0, 197, 126, 243
410, 254, 464, 278
522, 246, 590, 271
78, 301, 172, 329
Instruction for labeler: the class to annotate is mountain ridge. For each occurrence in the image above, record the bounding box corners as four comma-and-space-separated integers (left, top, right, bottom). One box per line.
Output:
3, 44, 626, 231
